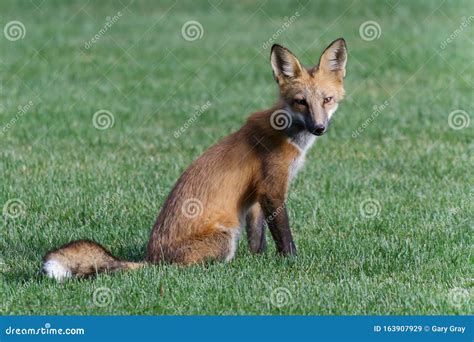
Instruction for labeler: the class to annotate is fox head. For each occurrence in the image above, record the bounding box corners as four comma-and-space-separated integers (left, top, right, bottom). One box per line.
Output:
270, 38, 347, 136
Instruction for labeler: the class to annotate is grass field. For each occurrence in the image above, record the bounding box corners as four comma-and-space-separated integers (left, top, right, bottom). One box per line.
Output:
0, 0, 472, 315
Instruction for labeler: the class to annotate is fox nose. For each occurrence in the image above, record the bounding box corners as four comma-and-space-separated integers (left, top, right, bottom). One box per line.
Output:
312, 124, 326, 136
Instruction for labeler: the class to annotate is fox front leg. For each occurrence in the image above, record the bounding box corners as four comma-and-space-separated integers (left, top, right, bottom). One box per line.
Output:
245, 203, 267, 253
259, 195, 297, 256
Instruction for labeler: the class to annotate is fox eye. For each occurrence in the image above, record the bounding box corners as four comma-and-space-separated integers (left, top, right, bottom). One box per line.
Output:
294, 98, 307, 106
323, 97, 333, 104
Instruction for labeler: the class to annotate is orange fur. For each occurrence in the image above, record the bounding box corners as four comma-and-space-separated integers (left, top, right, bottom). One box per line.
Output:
42, 39, 348, 280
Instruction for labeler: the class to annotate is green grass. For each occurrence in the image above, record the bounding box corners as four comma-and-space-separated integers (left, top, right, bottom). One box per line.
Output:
0, 0, 472, 315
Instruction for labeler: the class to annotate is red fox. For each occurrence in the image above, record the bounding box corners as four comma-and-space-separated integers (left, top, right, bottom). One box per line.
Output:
42, 38, 348, 281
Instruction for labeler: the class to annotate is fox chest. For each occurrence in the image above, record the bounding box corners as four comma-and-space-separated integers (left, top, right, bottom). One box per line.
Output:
287, 132, 316, 182
288, 154, 306, 181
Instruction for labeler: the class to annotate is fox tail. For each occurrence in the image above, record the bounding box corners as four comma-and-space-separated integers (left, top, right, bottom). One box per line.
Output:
42, 239, 144, 282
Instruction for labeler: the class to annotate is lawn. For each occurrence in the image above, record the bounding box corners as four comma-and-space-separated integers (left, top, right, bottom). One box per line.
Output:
0, 0, 472, 315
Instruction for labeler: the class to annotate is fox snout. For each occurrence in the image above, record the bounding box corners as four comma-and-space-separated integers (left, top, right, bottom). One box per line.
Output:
304, 116, 327, 136
311, 124, 326, 136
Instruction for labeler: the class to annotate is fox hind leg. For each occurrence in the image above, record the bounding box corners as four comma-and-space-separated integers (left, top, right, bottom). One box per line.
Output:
169, 227, 240, 265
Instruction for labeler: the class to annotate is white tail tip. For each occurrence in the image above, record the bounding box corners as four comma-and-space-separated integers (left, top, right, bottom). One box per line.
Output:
42, 259, 72, 282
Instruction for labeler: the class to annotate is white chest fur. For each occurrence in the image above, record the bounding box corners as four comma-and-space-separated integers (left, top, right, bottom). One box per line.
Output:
288, 132, 316, 181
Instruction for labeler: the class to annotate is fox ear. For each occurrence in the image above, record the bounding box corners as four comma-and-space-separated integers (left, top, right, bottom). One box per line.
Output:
317, 38, 347, 78
270, 44, 303, 82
